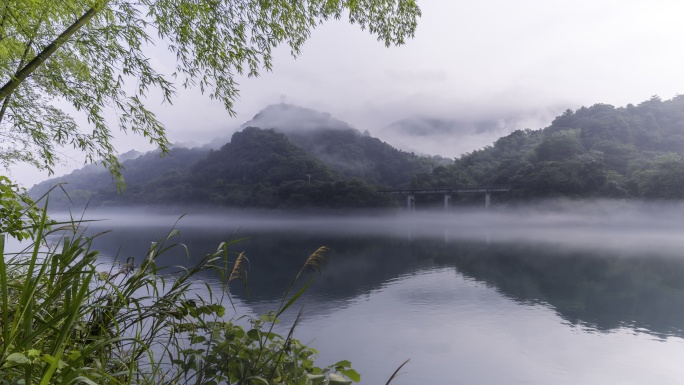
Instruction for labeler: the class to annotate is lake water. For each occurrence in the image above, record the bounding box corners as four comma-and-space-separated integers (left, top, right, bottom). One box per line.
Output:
57, 203, 684, 384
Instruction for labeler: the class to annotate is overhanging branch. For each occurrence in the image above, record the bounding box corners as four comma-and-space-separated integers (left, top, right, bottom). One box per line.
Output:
0, 6, 101, 102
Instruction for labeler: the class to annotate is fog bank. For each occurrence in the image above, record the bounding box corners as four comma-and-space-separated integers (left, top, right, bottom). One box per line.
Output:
47, 199, 684, 257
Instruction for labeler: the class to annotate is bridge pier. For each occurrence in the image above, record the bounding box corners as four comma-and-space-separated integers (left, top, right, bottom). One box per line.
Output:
444, 194, 451, 210
407, 194, 415, 211
380, 187, 509, 211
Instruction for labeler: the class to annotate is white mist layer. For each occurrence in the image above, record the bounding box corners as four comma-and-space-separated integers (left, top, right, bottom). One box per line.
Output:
50, 199, 684, 257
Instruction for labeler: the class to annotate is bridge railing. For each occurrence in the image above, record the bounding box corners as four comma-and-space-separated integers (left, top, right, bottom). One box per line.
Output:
378, 187, 511, 195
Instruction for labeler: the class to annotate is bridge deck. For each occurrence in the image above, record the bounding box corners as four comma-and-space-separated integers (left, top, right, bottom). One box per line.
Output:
379, 187, 510, 195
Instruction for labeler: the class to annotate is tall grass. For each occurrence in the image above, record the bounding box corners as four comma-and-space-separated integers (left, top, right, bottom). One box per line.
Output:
0, 206, 361, 385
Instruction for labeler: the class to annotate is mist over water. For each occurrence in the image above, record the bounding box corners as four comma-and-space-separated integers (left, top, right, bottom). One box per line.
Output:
61, 199, 684, 257
46, 200, 684, 384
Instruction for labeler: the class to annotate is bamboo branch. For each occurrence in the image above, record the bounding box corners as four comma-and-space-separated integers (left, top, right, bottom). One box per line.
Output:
0, 8, 46, 125
0, 6, 101, 102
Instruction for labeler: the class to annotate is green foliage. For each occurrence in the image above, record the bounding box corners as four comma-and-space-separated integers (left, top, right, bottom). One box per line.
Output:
173, 246, 362, 385
511, 154, 609, 198
0, 208, 361, 385
0, 0, 421, 183
181, 319, 360, 385
630, 154, 684, 199
28, 146, 210, 207
0, 176, 43, 240
276, 179, 391, 208
534, 130, 582, 162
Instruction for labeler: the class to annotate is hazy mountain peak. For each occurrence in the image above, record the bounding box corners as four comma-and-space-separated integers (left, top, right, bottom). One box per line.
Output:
203, 103, 357, 150
241, 103, 354, 133
118, 149, 143, 162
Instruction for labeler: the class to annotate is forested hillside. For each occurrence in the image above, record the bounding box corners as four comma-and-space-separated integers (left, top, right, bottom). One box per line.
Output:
239, 104, 440, 186
31, 96, 684, 208
30, 105, 437, 208
184, 127, 390, 208
30, 147, 210, 207
412, 95, 684, 199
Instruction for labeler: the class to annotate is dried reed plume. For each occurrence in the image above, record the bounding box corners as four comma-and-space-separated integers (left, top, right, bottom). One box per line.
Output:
229, 252, 248, 282
304, 246, 329, 274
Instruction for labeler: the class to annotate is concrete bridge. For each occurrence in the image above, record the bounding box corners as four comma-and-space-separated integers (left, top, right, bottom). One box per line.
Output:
379, 187, 511, 210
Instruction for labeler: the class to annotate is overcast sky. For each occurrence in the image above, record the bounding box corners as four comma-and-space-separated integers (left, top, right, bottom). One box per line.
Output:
9, 0, 684, 187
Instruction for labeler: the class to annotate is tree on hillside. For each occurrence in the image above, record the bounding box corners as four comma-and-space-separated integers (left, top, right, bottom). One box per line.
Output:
0, 0, 421, 183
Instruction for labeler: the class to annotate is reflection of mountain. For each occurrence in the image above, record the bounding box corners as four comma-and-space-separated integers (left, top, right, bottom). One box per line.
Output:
81, 223, 684, 339
245, 237, 684, 339
441, 243, 684, 338
82, 225, 436, 302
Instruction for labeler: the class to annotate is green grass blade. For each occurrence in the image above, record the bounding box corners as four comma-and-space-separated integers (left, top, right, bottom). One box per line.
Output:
7, 206, 49, 353
0, 235, 9, 357
39, 267, 96, 385
276, 278, 314, 318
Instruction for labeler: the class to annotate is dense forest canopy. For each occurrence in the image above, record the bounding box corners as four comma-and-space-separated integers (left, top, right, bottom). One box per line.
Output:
31, 96, 684, 208
412, 95, 684, 199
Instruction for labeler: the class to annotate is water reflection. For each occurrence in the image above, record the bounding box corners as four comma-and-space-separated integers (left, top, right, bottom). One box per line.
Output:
77, 218, 684, 341
439, 242, 684, 339
51, 209, 684, 384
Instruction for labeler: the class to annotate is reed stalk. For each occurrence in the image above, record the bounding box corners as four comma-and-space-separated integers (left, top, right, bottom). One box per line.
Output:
0, 204, 365, 385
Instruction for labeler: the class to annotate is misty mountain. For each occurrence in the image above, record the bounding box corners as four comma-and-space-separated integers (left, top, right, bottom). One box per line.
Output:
185, 127, 389, 208
30, 105, 438, 208
118, 149, 143, 161
209, 104, 441, 185
32, 96, 684, 208
204, 104, 353, 149
412, 95, 684, 200
242, 104, 354, 132
30, 146, 211, 206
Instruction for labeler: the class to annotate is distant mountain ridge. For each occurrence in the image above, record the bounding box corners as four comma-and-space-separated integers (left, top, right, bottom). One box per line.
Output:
30, 104, 438, 208
31, 95, 684, 207
412, 95, 684, 200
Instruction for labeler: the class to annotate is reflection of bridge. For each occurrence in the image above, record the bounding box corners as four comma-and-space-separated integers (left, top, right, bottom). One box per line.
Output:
379, 187, 511, 210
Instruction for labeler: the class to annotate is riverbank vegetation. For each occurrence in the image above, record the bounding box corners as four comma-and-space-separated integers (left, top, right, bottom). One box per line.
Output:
0, 196, 361, 384
1, 1, 424, 383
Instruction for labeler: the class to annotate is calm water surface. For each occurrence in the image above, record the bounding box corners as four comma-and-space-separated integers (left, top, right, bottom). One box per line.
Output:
62, 206, 684, 385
